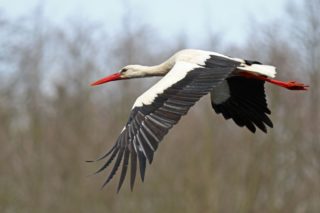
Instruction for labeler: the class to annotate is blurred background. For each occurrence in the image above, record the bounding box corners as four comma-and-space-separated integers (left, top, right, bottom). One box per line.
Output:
0, 0, 319, 212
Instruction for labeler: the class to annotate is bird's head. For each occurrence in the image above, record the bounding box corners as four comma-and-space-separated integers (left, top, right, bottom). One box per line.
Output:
91, 65, 147, 86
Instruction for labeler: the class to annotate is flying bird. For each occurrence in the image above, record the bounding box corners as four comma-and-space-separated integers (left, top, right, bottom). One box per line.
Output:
89, 49, 308, 192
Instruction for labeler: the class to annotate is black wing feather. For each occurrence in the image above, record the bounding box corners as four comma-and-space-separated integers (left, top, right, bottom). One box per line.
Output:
101, 146, 125, 188
211, 76, 273, 133
138, 150, 147, 182
130, 144, 137, 191
117, 148, 130, 192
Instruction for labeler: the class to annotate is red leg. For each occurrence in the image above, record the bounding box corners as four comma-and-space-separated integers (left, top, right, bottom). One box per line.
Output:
239, 72, 309, 90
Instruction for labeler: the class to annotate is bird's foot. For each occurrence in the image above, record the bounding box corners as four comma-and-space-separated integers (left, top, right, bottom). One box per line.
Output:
283, 81, 309, 90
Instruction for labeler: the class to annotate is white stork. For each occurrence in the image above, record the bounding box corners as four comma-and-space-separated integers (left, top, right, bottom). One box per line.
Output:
89, 49, 308, 192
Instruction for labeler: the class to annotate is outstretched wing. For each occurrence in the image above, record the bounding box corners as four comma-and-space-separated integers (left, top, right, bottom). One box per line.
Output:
211, 76, 273, 133
92, 58, 240, 192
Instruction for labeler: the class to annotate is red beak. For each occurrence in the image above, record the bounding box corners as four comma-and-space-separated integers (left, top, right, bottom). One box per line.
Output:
91, 73, 122, 86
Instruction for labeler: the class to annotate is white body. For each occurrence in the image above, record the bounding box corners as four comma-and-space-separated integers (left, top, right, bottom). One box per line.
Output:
133, 49, 276, 107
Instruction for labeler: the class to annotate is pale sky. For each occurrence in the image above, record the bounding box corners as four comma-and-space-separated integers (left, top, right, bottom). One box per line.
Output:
0, 0, 288, 46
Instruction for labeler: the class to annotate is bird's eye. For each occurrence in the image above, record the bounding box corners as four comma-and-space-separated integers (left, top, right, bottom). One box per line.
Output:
121, 68, 128, 73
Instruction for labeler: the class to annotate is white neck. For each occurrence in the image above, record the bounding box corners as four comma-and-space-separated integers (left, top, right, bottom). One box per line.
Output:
138, 57, 176, 77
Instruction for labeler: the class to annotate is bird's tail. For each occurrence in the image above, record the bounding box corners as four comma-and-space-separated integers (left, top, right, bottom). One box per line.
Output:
237, 64, 276, 78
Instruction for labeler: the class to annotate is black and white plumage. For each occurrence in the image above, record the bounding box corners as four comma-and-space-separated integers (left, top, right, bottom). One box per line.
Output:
90, 49, 308, 192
